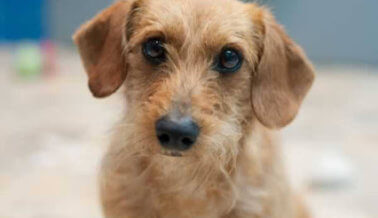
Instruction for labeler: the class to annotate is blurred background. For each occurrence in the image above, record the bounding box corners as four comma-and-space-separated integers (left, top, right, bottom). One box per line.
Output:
0, 0, 377, 217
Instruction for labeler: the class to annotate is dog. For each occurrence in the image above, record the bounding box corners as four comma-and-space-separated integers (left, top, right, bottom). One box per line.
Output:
73, 0, 315, 217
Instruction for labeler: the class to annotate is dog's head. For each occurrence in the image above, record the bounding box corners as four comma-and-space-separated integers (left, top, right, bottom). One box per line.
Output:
73, 0, 314, 161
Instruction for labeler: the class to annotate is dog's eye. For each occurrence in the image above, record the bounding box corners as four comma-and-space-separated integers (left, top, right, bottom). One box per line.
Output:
142, 38, 166, 65
214, 48, 243, 74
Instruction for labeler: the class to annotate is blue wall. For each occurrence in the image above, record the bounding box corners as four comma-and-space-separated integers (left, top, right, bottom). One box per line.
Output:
49, 0, 112, 43
271, 0, 378, 64
0, 0, 47, 41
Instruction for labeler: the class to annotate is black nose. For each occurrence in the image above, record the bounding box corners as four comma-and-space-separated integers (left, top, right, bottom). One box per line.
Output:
155, 116, 199, 151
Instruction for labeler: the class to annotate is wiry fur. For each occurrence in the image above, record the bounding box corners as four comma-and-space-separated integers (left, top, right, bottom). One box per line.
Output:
73, 0, 315, 217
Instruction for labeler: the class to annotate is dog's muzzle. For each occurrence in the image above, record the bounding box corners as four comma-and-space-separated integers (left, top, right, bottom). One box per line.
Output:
155, 116, 199, 151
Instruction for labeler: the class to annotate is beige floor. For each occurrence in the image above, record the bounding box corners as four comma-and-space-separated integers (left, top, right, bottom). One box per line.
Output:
0, 47, 377, 218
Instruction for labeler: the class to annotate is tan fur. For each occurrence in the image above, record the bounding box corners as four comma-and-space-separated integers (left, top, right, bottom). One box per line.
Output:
73, 0, 315, 217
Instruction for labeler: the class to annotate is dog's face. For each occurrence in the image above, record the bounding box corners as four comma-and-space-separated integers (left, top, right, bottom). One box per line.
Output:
74, 0, 314, 163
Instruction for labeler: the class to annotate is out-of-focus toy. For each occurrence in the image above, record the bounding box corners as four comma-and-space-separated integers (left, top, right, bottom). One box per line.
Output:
14, 40, 57, 79
41, 40, 57, 77
14, 43, 43, 78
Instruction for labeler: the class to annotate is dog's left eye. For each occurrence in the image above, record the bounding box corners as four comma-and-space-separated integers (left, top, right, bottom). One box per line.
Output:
142, 38, 166, 65
214, 48, 243, 74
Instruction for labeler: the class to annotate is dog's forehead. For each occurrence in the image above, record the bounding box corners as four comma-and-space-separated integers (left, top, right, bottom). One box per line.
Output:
136, 0, 255, 49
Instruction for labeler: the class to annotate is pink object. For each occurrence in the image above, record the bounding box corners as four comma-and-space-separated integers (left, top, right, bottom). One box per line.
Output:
41, 40, 57, 77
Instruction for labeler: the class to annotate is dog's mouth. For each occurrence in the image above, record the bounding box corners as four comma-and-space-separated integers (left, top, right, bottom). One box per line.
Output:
160, 149, 184, 157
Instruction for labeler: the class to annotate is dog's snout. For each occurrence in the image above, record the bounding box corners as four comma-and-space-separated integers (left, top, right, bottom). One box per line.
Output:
155, 116, 199, 151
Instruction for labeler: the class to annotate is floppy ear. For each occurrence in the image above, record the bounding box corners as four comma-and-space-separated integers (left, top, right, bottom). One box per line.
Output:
73, 1, 135, 98
251, 9, 315, 129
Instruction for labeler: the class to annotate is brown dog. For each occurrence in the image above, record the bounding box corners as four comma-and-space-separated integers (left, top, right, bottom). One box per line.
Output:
73, 0, 315, 217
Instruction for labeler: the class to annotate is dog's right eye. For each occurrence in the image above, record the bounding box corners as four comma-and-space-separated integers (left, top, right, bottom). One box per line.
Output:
142, 38, 166, 65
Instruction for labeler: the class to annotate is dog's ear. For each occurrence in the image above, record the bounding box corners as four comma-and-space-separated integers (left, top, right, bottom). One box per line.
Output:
251, 8, 315, 129
73, 1, 135, 98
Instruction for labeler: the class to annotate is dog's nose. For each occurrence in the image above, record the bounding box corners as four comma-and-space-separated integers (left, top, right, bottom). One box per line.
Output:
155, 116, 199, 151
